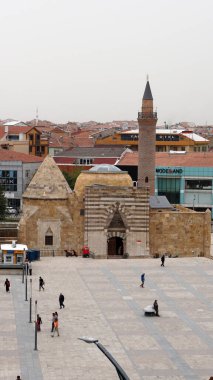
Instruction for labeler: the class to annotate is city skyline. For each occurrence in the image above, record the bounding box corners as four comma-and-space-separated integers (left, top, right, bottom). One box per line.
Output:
0, 0, 213, 125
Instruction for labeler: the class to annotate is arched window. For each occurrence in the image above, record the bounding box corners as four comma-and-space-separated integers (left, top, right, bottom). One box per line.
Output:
145, 176, 149, 183
45, 227, 53, 246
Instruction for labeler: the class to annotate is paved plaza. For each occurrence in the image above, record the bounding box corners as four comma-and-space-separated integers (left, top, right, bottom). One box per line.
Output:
1, 256, 213, 380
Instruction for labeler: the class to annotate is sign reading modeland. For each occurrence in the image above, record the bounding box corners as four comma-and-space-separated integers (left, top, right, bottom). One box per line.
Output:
156, 167, 183, 174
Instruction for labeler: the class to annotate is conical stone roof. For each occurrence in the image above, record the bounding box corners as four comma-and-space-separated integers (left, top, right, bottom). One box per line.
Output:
23, 155, 71, 199
143, 81, 153, 100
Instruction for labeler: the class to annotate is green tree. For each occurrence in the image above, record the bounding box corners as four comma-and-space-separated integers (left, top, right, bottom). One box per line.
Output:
62, 168, 82, 190
0, 186, 6, 220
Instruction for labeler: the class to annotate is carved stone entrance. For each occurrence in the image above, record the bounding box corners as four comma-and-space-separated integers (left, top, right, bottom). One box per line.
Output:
108, 236, 124, 256
107, 207, 126, 257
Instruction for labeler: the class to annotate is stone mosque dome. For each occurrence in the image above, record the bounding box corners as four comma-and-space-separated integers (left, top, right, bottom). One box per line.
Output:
74, 164, 133, 196
89, 164, 122, 173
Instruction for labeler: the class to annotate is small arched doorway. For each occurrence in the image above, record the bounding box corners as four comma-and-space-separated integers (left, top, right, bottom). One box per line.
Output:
108, 236, 123, 257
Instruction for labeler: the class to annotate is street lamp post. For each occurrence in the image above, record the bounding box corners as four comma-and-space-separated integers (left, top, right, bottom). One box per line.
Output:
78, 337, 130, 380
25, 270, 28, 301
34, 300, 38, 351
29, 279, 32, 323
22, 264, 25, 284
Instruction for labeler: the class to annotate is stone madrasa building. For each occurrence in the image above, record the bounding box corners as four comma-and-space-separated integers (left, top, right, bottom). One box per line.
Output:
18, 81, 211, 258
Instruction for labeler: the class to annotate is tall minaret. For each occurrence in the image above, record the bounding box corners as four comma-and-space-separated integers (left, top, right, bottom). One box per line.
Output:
137, 79, 157, 195
35, 107, 39, 126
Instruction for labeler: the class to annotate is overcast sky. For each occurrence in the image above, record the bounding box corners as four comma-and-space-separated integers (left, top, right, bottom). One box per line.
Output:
0, 0, 213, 125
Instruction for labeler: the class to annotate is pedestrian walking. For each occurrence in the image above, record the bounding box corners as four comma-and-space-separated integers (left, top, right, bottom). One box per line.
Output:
4, 278, 10, 292
161, 254, 165, 267
39, 276, 45, 291
140, 273, 145, 287
36, 314, 42, 331
59, 293, 65, 308
51, 313, 55, 333
51, 314, 59, 337
29, 261, 32, 276
153, 300, 159, 316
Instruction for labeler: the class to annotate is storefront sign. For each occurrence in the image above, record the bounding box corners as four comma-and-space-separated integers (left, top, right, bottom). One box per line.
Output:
156, 168, 183, 174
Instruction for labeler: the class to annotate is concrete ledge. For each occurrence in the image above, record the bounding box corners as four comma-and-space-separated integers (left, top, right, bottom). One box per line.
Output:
0, 264, 23, 275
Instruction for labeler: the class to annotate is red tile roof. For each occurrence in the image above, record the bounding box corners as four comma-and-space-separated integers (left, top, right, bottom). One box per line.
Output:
118, 152, 213, 167
0, 127, 5, 139
1, 125, 33, 134
93, 158, 117, 164
0, 149, 43, 163
54, 157, 75, 164
49, 133, 73, 148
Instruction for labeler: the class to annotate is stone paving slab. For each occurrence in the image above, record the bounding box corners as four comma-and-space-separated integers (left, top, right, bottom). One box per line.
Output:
1, 257, 213, 379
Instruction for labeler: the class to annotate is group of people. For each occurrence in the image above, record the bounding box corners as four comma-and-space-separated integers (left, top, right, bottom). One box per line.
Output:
24, 260, 32, 276
139, 254, 166, 316
36, 277, 65, 337
51, 312, 59, 337
37, 299, 64, 336
37, 310, 60, 337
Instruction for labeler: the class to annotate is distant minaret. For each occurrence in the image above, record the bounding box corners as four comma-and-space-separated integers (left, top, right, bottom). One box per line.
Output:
35, 107, 39, 126
137, 79, 157, 195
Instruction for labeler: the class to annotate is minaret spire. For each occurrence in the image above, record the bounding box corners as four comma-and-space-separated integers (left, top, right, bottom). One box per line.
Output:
35, 107, 39, 126
137, 79, 158, 194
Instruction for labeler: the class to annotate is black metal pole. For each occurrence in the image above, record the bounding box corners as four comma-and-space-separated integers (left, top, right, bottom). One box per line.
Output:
95, 342, 130, 380
25, 274, 28, 301
22, 266, 24, 283
29, 279, 32, 323
34, 300, 38, 351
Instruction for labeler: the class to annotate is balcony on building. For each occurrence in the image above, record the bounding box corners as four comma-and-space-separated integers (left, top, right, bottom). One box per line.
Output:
138, 111, 157, 120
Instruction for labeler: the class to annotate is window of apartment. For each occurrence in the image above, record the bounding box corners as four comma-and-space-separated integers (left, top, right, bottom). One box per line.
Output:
36, 146, 41, 154
8, 199, 20, 209
79, 158, 93, 165
121, 134, 138, 141
54, 149, 62, 155
202, 146, 207, 152
158, 177, 181, 203
0, 170, 17, 191
29, 134, 33, 141
185, 179, 212, 190
156, 146, 167, 152
25, 170, 30, 178
8, 135, 19, 141
36, 134, 40, 143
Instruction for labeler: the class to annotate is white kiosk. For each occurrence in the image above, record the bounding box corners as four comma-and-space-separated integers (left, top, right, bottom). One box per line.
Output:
0, 241, 28, 265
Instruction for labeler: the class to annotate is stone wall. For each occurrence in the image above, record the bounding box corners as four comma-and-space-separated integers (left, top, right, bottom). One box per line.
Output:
149, 208, 211, 257
18, 195, 85, 256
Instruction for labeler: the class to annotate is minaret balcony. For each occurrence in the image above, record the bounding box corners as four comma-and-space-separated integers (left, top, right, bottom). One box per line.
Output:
138, 112, 157, 120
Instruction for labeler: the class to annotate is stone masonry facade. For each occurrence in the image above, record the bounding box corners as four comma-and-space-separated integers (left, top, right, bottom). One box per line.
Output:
84, 185, 149, 258
149, 207, 211, 257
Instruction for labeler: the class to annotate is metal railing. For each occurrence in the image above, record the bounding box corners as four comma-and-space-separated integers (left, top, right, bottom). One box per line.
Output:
39, 249, 81, 257
138, 112, 157, 119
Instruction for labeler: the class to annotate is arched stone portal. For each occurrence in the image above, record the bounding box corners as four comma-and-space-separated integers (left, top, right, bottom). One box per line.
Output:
108, 236, 124, 257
